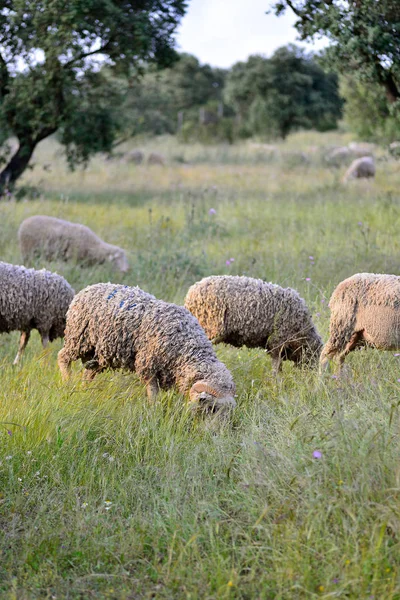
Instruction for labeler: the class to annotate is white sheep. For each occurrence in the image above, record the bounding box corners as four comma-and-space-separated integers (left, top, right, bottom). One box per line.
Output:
0, 261, 74, 364
320, 273, 400, 371
184, 275, 322, 374
58, 284, 236, 413
343, 156, 375, 182
19, 215, 129, 273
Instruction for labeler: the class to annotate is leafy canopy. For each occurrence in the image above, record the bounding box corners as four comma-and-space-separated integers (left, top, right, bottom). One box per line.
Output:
272, 0, 400, 103
224, 45, 342, 139
0, 0, 187, 187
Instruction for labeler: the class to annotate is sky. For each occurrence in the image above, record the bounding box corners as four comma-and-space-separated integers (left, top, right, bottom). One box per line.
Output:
176, 0, 328, 69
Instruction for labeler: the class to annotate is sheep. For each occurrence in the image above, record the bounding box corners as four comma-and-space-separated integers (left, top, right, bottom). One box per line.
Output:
320, 273, 400, 372
0, 261, 74, 364
184, 275, 323, 374
147, 152, 165, 166
18, 215, 129, 273
343, 156, 375, 182
57, 284, 236, 413
325, 146, 352, 166
125, 149, 144, 164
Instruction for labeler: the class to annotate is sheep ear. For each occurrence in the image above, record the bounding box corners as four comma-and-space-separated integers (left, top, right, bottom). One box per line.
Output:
190, 381, 219, 397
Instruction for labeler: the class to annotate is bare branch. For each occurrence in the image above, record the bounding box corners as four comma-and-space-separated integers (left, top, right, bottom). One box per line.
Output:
285, 0, 313, 21
63, 40, 112, 69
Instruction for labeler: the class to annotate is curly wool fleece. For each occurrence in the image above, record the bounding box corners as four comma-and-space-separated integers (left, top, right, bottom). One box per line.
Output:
321, 273, 400, 369
185, 275, 322, 372
58, 283, 236, 410
0, 261, 74, 362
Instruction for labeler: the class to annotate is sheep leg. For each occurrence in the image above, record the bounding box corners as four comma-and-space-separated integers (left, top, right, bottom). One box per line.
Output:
271, 351, 283, 376
40, 334, 49, 348
13, 330, 31, 365
336, 332, 361, 373
146, 378, 160, 401
82, 366, 103, 381
58, 348, 72, 381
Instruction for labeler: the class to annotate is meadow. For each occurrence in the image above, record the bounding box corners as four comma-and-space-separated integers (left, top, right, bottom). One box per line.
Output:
1, 131, 400, 598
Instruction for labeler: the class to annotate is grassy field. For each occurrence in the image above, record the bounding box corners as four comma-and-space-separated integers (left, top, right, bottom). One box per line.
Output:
1, 132, 400, 598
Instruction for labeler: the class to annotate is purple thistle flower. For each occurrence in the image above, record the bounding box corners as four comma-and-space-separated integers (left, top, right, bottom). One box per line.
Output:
208, 208, 216, 215
309, 256, 314, 260
358, 221, 363, 226
313, 450, 322, 459
306, 277, 311, 282
333, 578, 339, 584
394, 353, 400, 357
226, 260, 231, 266
7, 430, 12, 436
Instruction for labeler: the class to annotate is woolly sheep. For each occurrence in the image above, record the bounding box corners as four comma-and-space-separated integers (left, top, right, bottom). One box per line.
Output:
19, 215, 129, 273
125, 149, 144, 164
320, 273, 400, 371
147, 152, 165, 166
184, 275, 323, 374
58, 284, 236, 413
0, 261, 74, 364
343, 156, 375, 182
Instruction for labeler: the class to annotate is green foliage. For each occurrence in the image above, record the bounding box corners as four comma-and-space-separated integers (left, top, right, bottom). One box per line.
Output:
0, 0, 187, 188
273, 0, 400, 103
224, 46, 342, 139
340, 75, 400, 143
118, 53, 228, 140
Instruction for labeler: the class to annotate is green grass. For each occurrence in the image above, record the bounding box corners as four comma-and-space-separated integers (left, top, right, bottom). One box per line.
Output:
1, 132, 400, 598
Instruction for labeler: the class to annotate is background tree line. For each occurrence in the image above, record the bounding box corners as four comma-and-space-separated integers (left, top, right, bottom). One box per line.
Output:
116, 45, 343, 144
0, 0, 399, 191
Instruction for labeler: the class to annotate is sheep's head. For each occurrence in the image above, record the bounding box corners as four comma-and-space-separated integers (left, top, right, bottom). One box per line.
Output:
189, 380, 236, 414
109, 249, 129, 273
290, 333, 323, 368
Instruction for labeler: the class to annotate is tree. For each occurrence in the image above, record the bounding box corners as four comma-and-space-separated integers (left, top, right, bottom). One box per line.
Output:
224, 45, 342, 139
340, 75, 400, 142
0, 0, 187, 192
117, 53, 227, 138
272, 1, 400, 104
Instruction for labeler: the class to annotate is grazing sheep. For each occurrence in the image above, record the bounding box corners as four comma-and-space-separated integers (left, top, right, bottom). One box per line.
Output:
58, 284, 236, 413
147, 152, 165, 166
320, 273, 400, 371
348, 142, 375, 157
184, 275, 322, 374
0, 261, 74, 364
343, 156, 375, 182
125, 149, 144, 164
325, 146, 352, 166
389, 141, 400, 157
19, 215, 129, 273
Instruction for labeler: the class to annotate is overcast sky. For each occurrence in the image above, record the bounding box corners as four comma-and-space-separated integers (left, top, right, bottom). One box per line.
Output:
176, 0, 328, 68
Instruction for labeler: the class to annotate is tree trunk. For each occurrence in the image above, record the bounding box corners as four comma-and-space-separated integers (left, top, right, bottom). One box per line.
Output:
383, 73, 400, 104
0, 138, 35, 194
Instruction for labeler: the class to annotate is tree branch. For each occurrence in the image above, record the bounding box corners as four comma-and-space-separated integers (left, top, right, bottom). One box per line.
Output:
63, 40, 112, 69
0, 50, 10, 97
285, 0, 313, 21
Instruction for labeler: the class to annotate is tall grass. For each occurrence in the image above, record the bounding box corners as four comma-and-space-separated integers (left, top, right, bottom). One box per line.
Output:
1, 133, 400, 598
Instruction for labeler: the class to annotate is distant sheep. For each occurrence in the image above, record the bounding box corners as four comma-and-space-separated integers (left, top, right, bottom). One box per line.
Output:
0, 261, 74, 364
19, 215, 129, 273
147, 152, 165, 166
321, 273, 400, 371
125, 149, 144, 164
326, 146, 352, 166
58, 284, 236, 413
343, 156, 375, 182
184, 275, 322, 374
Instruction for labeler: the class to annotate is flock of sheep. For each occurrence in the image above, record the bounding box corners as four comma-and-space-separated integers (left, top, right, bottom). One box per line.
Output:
1, 212, 399, 415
